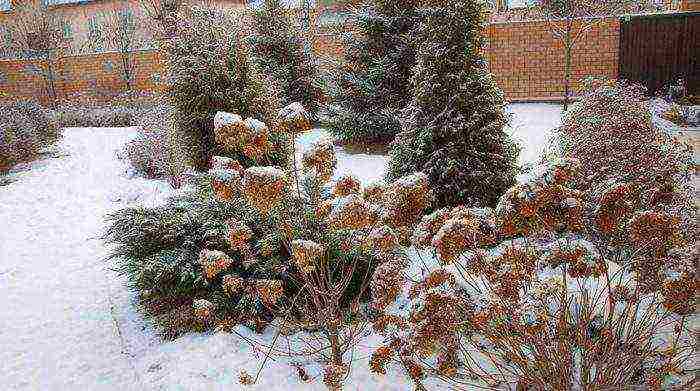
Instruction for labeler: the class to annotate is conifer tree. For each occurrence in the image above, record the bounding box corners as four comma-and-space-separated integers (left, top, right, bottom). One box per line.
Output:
386, 0, 519, 209
322, 0, 419, 143
247, 0, 324, 119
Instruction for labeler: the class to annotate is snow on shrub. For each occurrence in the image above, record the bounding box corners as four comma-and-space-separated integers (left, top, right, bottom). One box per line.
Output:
370, 158, 696, 390
0, 99, 59, 172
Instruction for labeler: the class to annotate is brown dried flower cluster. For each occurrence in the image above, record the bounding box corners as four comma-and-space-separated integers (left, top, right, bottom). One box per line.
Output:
242, 166, 287, 214
222, 274, 245, 296
211, 168, 242, 201
192, 299, 215, 321
291, 239, 325, 273
301, 137, 337, 182
332, 174, 361, 197
198, 249, 234, 280
227, 218, 253, 251
214, 112, 270, 160
278, 102, 312, 134
254, 279, 284, 307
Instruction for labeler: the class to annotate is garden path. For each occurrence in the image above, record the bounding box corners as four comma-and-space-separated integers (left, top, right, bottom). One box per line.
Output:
0, 127, 168, 391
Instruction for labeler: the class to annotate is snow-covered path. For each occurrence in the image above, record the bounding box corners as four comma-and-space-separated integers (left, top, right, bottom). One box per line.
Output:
0, 128, 168, 391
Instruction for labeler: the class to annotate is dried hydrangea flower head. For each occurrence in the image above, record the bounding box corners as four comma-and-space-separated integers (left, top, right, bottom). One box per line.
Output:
197, 249, 234, 279
192, 299, 216, 321
362, 181, 387, 204
210, 168, 242, 201
370, 257, 408, 312
226, 218, 253, 251
369, 225, 399, 256
332, 174, 361, 197
210, 156, 244, 174
242, 166, 287, 214
254, 279, 284, 307
222, 274, 245, 297
242, 117, 269, 160
278, 102, 312, 134
328, 194, 377, 230
381, 172, 431, 228
214, 112, 248, 150
301, 137, 337, 182
291, 239, 325, 273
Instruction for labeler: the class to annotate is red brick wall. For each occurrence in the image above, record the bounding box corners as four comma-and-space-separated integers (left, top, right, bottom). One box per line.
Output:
0, 10, 622, 104
0, 49, 166, 103
487, 18, 620, 101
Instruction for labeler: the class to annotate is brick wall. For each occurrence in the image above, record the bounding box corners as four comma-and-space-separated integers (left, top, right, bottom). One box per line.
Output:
0, 49, 166, 103
487, 18, 620, 101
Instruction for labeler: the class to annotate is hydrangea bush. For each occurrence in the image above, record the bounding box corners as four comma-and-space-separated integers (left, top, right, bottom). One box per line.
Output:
370, 147, 696, 388
105, 102, 432, 342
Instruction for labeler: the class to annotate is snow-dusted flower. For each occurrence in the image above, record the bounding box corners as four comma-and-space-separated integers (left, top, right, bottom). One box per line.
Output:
210, 156, 244, 174
328, 194, 377, 230
370, 257, 408, 312
242, 166, 287, 214
382, 172, 430, 228
214, 112, 248, 150
226, 218, 253, 251
291, 239, 324, 273
255, 279, 284, 307
198, 249, 234, 279
332, 174, 360, 197
222, 274, 245, 296
301, 137, 336, 182
278, 102, 311, 134
242, 118, 269, 160
362, 181, 387, 204
210, 168, 242, 201
369, 225, 399, 255
192, 299, 215, 321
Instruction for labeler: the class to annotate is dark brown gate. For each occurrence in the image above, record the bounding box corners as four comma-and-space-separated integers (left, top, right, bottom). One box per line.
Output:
618, 11, 700, 96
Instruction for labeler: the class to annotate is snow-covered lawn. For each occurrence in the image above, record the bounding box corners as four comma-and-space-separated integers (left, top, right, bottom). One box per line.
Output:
0, 128, 171, 390
0, 103, 563, 391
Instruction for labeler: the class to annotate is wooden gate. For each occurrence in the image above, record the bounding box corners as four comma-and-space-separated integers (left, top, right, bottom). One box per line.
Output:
618, 11, 699, 96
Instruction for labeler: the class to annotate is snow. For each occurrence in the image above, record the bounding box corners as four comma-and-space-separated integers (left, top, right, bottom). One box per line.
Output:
0, 127, 172, 391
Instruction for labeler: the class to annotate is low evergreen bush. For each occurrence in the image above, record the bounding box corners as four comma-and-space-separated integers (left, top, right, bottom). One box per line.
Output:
105, 106, 431, 340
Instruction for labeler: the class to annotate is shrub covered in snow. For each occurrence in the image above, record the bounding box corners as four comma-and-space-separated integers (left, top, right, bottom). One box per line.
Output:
122, 104, 190, 179
550, 78, 696, 259
0, 99, 60, 172
370, 158, 696, 390
246, 0, 324, 120
386, 0, 519, 211
321, 0, 419, 144
105, 113, 432, 343
161, 4, 290, 170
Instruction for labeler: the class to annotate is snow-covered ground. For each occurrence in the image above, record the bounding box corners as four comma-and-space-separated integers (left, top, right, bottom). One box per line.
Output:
0, 128, 171, 391
0, 104, 563, 391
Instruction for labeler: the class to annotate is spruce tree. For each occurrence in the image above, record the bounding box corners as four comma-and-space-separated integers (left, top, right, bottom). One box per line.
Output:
386, 0, 519, 209
322, 0, 419, 143
246, 0, 324, 119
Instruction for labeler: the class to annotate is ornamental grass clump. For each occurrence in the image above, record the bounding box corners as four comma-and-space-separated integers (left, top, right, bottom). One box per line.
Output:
369, 157, 697, 390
